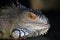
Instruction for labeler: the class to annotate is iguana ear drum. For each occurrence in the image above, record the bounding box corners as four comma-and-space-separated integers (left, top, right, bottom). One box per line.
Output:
11, 28, 29, 39
11, 29, 20, 39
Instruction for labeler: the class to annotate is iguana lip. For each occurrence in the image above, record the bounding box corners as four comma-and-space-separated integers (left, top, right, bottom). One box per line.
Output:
20, 22, 50, 30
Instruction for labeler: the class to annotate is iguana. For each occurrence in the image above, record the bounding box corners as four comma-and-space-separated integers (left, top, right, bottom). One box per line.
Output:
0, 3, 50, 39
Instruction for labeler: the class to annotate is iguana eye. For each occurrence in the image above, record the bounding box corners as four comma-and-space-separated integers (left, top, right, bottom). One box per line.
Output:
29, 13, 36, 19
24, 12, 37, 20
29, 13, 33, 19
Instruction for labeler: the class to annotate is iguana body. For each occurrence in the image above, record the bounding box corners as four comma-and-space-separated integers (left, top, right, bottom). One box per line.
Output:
0, 4, 50, 39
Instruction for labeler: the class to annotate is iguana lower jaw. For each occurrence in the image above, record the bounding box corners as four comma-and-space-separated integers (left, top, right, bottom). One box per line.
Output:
11, 24, 50, 39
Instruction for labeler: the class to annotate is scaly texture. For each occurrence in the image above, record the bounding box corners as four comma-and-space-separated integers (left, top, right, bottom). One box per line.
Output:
0, 4, 50, 39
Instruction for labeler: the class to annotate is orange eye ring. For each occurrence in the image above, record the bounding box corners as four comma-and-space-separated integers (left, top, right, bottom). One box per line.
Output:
24, 12, 37, 20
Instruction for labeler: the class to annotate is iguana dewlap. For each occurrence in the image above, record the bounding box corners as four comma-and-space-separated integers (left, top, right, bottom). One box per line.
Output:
0, 4, 50, 39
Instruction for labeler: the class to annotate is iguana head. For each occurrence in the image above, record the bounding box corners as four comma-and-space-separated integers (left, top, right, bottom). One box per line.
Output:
12, 11, 50, 39
12, 4, 50, 39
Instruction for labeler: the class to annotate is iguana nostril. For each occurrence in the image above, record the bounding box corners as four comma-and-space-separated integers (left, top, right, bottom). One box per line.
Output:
38, 15, 48, 24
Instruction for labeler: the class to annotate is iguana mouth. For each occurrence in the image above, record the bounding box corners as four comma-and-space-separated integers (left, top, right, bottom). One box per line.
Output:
20, 21, 50, 30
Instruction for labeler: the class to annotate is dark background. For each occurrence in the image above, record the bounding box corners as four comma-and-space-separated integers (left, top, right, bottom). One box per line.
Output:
0, 0, 60, 40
